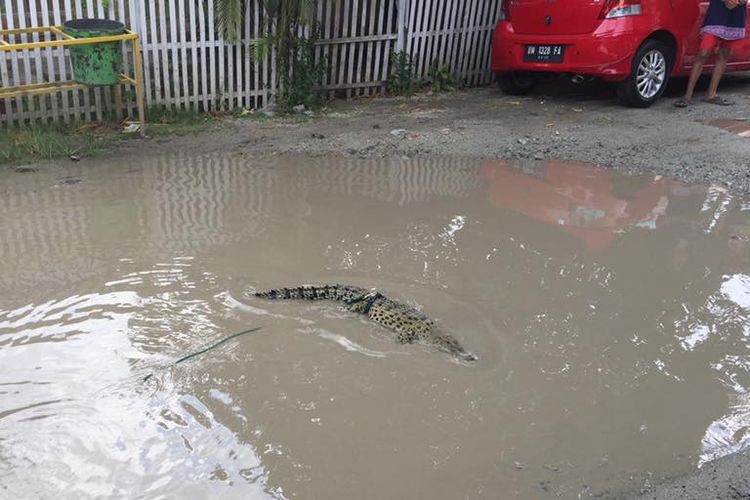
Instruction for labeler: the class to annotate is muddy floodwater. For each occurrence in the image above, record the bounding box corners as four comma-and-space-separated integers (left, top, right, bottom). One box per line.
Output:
1, 155, 749, 499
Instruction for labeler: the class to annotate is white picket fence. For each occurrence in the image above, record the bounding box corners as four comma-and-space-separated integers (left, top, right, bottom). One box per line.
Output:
0, 0, 500, 126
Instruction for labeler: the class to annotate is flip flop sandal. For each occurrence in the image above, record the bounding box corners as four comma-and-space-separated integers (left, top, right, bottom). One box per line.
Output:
703, 95, 734, 106
674, 98, 692, 108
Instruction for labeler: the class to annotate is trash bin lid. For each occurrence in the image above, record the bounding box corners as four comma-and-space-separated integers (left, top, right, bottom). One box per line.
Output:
63, 18, 125, 33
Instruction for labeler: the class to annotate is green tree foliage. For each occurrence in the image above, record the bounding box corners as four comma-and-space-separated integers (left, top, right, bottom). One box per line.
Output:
216, 0, 325, 111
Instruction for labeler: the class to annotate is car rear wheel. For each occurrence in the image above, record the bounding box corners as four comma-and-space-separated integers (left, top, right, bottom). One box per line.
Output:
497, 72, 538, 96
617, 39, 672, 108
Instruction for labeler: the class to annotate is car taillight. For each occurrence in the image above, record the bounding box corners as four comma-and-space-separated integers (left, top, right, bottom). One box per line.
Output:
599, 0, 642, 18
499, 0, 511, 21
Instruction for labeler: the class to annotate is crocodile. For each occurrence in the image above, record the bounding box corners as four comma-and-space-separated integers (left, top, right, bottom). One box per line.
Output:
252, 284, 476, 362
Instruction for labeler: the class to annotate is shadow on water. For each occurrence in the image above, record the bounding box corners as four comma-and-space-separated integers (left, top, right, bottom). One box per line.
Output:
0, 153, 749, 498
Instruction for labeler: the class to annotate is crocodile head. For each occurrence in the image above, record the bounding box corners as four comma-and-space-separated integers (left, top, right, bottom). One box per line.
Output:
429, 332, 477, 363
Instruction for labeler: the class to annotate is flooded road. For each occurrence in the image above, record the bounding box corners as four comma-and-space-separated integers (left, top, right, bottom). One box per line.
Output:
1, 155, 749, 499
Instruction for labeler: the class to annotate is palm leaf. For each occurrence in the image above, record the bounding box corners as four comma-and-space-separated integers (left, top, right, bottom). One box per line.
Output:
215, 0, 243, 41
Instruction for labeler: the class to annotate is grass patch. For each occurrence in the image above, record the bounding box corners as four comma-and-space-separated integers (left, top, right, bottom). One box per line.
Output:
1, 109, 217, 166
0, 107, 277, 166
145, 108, 216, 137
0, 121, 128, 165
146, 107, 271, 136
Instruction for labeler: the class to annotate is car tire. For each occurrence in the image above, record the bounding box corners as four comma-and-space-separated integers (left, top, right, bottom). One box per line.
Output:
617, 39, 672, 108
497, 72, 538, 96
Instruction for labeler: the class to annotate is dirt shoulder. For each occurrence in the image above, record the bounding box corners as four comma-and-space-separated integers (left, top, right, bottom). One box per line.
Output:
114, 75, 750, 193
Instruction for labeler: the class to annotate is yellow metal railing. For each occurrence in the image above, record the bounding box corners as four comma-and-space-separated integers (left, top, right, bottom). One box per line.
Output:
0, 26, 146, 135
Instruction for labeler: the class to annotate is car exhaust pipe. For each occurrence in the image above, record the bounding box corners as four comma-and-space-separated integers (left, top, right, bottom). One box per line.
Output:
571, 75, 585, 84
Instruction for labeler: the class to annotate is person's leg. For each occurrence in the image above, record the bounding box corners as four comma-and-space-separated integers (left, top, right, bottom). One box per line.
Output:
706, 45, 731, 99
676, 34, 715, 106
684, 51, 709, 99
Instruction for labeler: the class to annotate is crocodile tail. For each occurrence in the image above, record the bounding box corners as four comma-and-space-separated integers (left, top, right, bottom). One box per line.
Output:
254, 284, 360, 301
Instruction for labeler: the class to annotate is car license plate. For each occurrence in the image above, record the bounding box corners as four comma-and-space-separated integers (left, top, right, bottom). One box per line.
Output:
523, 45, 565, 63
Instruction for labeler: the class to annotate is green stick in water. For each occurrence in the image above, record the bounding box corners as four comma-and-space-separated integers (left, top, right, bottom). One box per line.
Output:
144, 326, 262, 382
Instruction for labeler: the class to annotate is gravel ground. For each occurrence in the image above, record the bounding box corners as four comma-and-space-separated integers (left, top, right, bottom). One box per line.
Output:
617, 449, 750, 500
118, 73, 750, 194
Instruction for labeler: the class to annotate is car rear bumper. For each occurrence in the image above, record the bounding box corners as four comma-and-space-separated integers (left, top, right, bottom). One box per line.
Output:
490, 21, 636, 81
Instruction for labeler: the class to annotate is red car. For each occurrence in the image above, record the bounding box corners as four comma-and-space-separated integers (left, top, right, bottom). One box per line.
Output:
490, 0, 750, 107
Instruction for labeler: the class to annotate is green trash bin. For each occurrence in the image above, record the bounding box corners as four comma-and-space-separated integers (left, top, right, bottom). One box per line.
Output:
63, 18, 126, 86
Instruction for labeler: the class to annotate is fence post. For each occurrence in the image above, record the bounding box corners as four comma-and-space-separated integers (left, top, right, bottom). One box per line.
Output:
395, 0, 407, 52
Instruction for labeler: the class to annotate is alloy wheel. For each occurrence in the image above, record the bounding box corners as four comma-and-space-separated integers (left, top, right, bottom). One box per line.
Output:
636, 50, 667, 100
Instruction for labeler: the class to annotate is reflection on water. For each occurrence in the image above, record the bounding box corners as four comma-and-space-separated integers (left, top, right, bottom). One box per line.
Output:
482, 160, 670, 252
0, 154, 749, 498
707, 118, 750, 138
